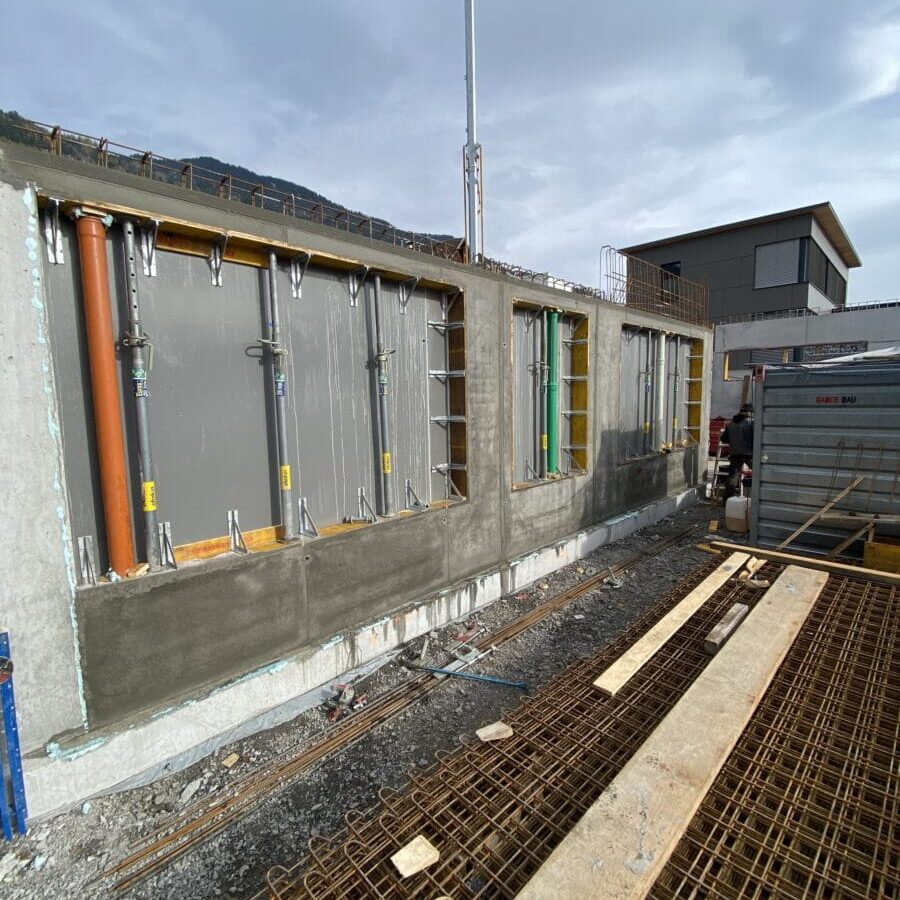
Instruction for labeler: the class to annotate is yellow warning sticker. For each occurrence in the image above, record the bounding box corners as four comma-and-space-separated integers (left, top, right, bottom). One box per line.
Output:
382, 452, 393, 475
540, 434, 548, 450
280, 465, 292, 491
642, 421, 650, 433
142, 481, 157, 512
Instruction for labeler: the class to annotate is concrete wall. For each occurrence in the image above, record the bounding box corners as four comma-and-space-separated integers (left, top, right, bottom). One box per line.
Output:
711, 306, 900, 416
0, 142, 711, 748
630, 214, 837, 321
0, 176, 85, 750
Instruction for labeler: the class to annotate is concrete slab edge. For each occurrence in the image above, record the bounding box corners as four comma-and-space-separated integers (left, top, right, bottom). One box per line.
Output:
24, 488, 697, 821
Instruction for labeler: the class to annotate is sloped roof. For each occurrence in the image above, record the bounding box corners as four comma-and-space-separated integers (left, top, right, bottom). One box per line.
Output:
622, 203, 861, 268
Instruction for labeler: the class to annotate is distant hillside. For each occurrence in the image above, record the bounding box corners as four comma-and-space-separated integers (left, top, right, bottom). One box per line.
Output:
0, 109, 458, 245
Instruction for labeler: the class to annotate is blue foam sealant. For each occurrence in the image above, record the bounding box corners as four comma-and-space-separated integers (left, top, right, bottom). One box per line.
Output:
46, 737, 106, 762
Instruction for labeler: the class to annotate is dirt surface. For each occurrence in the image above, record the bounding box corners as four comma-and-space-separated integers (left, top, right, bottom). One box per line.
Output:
1, 501, 726, 900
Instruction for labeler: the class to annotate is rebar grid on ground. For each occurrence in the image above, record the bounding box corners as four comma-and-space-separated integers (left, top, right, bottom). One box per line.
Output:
649, 575, 898, 900
257, 556, 772, 899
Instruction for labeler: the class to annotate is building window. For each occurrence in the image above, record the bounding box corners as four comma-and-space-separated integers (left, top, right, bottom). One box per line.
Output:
754, 239, 802, 288
756, 237, 847, 304
512, 303, 589, 485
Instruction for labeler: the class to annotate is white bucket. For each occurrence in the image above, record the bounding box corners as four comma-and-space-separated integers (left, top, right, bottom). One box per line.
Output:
725, 496, 750, 533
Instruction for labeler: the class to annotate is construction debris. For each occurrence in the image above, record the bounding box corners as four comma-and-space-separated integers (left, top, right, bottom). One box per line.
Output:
390, 835, 440, 878
476, 721, 513, 742
221, 753, 240, 770
703, 602, 750, 654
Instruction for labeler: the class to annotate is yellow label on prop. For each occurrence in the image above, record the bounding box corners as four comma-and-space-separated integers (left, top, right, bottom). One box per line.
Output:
643, 422, 650, 433
142, 481, 157, 512
382, 452, 393, 475
280, 465, 292, 491
541, 434, 548, 450
672, 418, 679, 428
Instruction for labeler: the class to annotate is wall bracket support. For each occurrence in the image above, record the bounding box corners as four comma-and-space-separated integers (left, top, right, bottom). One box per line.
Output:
140, 220, 159, 277
227, 509, 248, 554
290, 252, 311, 299
209, 235, 227, 286
398, 277, 419, 315
42, 197, 64, 264
344, 487, 377, 524
405, 479, 428, 511
157, 521, 177, 569
348, 266, 369, 307
76, 535, 97, 587
298, 497, 319, 538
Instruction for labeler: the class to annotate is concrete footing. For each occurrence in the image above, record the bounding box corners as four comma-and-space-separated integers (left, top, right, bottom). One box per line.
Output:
24, 488, 696, 821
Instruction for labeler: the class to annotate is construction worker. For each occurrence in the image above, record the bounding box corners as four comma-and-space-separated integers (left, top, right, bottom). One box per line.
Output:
721, 403, 754, 500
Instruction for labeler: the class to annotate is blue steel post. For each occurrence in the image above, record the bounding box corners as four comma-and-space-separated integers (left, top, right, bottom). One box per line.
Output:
0, 631, 27, 837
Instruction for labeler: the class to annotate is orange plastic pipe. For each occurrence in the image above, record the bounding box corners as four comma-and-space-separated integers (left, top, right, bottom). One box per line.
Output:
75, 213, 135, 575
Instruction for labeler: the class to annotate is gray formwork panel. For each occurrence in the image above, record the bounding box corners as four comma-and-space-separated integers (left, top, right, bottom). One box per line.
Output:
750, 360, 900, 555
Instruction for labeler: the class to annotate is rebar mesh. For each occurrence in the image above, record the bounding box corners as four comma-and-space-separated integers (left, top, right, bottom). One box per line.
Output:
257, 556, 773, 899
649, 575, 898, 900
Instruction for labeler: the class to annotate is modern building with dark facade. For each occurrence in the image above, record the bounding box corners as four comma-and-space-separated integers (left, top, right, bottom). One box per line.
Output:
622, 203, 861, 322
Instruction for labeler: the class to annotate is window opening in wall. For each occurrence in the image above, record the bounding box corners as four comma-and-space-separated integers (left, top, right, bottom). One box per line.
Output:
512, 302, 588, 486
619, 326, 698, 461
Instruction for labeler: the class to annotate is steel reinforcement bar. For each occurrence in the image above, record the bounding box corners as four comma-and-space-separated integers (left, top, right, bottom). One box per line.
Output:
105, 524, 701, 892
256, 554, 777, 899
648, 574, 898, 900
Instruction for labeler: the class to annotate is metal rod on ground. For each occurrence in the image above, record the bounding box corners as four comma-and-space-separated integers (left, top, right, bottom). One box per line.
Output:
401, 659, 527, 690
373, 274, 394, 515
74, 210, 135, 575
547, 308, 560, 474
267, 251, 297, 541
539, 308, 548, 478
655, 329, 667, 450
121, 221, 161, 568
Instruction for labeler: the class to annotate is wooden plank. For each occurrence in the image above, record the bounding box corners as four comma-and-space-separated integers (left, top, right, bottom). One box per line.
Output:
709, 541, 900, 587
592, 553, 749, 697
518, 565, 828, 900
703, 603, 749, 655
776, 476, 865, 549
390, 835, 440, 878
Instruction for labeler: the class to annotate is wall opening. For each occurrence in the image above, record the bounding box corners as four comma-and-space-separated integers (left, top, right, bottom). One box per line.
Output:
512, 301, 589, 486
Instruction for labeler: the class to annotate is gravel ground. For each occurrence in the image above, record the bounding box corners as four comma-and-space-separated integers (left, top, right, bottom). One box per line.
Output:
1, 502, 723, 899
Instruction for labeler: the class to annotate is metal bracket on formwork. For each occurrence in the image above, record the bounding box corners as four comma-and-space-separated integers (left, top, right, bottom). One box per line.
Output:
297, 497, 319, 538
227, 509, 248, 554
344, 487, 377, 524
76, 535, 97, 587
290, 252, 311, 299
157, 521, 177, 569
139, 219, 159, 277
42, 197, 65, 264
444, 288, 463, 317
0, 631, 27, 840
209, 235, 228, 287
404, 479, 428, 511
398, 277, 419, 316
348, 266, 369, 308
433, 462, 467, 500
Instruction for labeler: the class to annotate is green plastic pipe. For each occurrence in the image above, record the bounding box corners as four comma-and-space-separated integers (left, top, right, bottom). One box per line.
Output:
547, 309, 560, 474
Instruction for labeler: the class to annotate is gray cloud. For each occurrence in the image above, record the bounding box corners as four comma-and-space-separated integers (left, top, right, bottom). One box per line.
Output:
2, 0, 897, 300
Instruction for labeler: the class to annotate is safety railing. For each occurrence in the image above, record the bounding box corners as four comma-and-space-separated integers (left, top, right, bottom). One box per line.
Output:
3, 117, 709, 327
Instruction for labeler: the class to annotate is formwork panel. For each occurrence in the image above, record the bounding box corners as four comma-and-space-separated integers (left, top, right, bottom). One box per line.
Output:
282, 265, 376, 528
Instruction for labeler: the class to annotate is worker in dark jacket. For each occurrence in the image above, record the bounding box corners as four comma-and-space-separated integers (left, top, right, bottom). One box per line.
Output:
721, 403, 754, 500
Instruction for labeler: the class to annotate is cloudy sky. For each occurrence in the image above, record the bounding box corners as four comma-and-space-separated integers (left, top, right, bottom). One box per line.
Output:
2, 1, 898, 300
